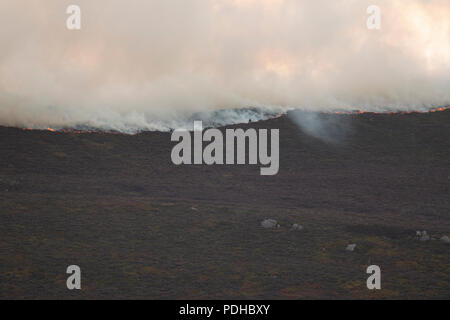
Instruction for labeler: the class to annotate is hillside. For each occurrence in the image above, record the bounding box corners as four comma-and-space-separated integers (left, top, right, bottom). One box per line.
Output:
0, 110, 449, 299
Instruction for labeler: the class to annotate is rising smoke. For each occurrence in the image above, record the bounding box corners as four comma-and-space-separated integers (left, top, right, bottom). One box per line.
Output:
0, 0, 448, 132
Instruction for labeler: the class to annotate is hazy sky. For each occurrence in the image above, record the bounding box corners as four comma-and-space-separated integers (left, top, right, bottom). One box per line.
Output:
0, 0, 448, 130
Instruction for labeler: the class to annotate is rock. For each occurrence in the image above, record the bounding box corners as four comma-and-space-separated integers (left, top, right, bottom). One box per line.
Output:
261, 219, 279, 229
291, 224, 303, 231
346, 244, 356, 252
440, 236, 450, 243
419, 230, 430, 241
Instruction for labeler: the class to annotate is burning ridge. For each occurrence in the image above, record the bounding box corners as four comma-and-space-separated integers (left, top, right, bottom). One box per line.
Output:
9, 106, 450, 135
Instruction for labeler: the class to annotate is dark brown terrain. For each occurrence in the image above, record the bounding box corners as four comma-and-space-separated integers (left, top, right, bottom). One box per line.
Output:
0, 110, 449, 299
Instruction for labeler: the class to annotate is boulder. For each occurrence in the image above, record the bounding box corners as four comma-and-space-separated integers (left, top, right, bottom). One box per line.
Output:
261, 219, 279, 229
419, 231, 430, 241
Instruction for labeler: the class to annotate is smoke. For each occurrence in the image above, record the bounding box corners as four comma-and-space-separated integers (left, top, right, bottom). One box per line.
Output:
0, 0, 448, 132
289, 111, 353, 143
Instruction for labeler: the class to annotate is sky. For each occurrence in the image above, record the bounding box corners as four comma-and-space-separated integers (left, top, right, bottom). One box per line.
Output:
0, 0, 448, 131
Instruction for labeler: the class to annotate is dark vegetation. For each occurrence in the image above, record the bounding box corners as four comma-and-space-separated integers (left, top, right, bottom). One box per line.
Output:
0, 110, 449, 299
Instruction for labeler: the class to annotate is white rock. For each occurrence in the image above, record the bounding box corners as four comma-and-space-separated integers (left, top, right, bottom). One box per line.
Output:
419, 231, 430, 241
261, 219, 279, 229
440, 236, 450, 243
346, 244, 357, 251
291, 224, 304, 231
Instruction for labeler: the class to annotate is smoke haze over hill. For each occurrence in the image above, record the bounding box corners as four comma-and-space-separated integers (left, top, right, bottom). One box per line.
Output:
0, 0, 448, 131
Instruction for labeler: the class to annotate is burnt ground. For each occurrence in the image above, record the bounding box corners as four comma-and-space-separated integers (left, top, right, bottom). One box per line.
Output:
0, 110, 449, 299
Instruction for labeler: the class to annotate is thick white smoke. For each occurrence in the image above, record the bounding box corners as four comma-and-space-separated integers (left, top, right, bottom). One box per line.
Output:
0, 0, 448, 132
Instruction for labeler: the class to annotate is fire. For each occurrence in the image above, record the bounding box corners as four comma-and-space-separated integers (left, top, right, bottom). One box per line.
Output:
429, 107, 446, 113
8, 106, 450, 134
319, 106, 450, 115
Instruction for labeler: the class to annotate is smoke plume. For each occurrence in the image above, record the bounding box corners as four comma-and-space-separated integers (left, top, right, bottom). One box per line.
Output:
0, 0, 448, 132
